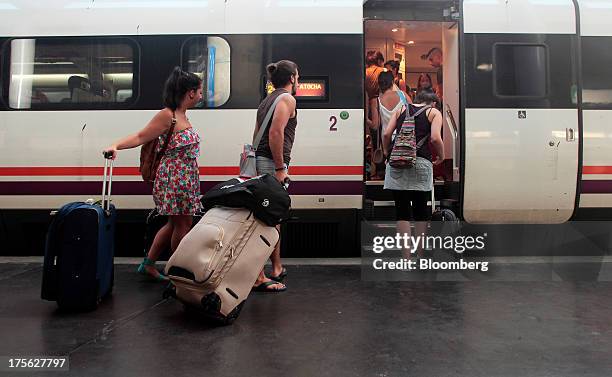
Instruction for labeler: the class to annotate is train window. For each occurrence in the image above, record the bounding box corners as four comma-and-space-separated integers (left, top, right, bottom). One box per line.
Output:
493, 44, 548, 98
4, 38, 137, 109
582, 37, 612, 107
182, 36, 230, 108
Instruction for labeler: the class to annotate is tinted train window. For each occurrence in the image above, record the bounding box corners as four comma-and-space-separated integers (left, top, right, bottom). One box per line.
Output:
494, 44, 548, 97
582, 37, 612, 108
183, 36, 230, 108
4, 38, 136, 109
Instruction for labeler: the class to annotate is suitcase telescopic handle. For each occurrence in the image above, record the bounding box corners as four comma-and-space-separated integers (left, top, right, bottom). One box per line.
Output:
102, 153, 114, 212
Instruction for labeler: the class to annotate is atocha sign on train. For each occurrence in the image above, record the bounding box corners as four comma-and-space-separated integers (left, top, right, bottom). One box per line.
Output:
266, 78, 327, 100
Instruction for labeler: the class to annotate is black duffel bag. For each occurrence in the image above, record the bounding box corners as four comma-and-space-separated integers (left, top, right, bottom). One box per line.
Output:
202, 174, 291, 226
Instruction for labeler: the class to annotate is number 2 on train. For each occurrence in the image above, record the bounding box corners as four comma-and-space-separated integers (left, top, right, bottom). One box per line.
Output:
329, 115, 337, 131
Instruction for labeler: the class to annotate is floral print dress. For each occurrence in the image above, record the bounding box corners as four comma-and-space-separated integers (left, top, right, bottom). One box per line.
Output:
153, 127, 202, 215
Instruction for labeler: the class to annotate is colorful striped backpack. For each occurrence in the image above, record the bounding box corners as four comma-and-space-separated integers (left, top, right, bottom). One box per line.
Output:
388, 104, 431, 169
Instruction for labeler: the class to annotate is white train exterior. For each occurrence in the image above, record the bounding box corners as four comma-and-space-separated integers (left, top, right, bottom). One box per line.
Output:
1, 0, 611, 255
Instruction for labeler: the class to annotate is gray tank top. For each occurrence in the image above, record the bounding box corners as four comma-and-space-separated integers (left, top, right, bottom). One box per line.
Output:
255, 89, 298, 164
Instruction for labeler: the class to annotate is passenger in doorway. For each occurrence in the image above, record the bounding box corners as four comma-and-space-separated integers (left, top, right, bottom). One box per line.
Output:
251, 60, 299, 292
421, 48, 443, 100
416, 73, 434, 96
376, 71, 409, 137
365, 50, 385, 131
370, 71, 411, 180
382, 84, 444, 256
384, 60, 409, 96
366, 51, 385, 100
103, 67, 203, 281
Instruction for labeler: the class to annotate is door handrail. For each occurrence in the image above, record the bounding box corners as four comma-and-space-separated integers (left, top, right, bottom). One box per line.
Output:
445, 104, 460, 182
445, 104, 458, 139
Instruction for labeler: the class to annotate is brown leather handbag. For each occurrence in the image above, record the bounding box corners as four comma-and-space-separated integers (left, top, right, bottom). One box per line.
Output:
139, 112, 176, 183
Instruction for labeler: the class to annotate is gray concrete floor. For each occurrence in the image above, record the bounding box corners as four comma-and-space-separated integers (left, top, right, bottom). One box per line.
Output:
0, 261, 611, 377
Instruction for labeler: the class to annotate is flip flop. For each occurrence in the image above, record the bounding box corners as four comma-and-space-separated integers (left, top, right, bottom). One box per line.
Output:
252, 280, 286, 293
269, 267, 287, 283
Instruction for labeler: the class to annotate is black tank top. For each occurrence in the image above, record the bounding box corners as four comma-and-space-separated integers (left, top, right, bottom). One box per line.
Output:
409, 104, 432, 161
255, 89, 298, 164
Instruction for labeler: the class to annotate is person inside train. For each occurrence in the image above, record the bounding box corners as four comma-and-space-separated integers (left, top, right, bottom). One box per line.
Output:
365, 50, 385, 131
382, 84, 444, 256
377, 71, 410, 134
421, 47, 443, 100
366, 50, 385, 99
370, 70, 412, 180
103, 67, 203, 281
416, 73, 433, 97
365, 51, 385, 179
384, 59, 409, 95
251, 60, 299, 292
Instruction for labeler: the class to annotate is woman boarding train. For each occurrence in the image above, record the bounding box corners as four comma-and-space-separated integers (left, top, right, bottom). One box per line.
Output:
379, 70, 445, 251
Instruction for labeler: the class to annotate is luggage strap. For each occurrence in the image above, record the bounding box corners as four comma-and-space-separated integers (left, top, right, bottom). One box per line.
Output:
253, 92, 291, 150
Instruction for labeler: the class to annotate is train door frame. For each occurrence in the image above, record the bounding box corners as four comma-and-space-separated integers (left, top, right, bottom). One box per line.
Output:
362, 0, 463, 220
570, 0, 612, 220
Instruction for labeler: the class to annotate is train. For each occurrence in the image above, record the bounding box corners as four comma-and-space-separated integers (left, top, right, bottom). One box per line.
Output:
1, 0, 611, 256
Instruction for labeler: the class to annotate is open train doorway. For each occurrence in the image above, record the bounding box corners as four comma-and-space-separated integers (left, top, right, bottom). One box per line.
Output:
363, 2, 461, 220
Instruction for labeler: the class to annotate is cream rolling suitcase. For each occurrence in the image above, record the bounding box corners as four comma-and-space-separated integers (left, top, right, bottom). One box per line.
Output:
164, 206, 279, 324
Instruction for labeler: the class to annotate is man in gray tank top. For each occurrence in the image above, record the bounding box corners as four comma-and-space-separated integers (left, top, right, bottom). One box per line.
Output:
252, 60, 299, 292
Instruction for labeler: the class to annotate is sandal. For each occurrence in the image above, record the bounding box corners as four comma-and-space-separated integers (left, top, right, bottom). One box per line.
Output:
252, 280, 286, 293
137, 258, 169, 282
269, 267, 287, 283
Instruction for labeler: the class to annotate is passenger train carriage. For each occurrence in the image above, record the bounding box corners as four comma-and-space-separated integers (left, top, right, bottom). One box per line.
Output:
1, 0, 611, 256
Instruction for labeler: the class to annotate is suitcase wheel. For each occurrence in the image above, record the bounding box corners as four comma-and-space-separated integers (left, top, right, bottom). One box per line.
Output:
225, 301, 245, 325
163, 284, 177, 299
199, 293, 245, 326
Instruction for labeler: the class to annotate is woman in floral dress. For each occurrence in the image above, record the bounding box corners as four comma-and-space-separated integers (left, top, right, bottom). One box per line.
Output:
103, 67, 203, 281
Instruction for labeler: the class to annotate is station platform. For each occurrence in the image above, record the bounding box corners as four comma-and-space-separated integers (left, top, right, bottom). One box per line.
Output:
1, 258, 611, 377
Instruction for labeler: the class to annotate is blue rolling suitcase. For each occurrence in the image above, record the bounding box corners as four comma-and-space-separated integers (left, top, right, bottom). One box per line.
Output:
41, 155, 116, 310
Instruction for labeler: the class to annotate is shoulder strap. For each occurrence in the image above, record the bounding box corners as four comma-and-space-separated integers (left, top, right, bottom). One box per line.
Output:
414, 105, 433, 149
253, 92, 290, 150
416, 134, 430, 149
397, 90, 407, 106
158, 111, 177, 157
412, 104, 432, 118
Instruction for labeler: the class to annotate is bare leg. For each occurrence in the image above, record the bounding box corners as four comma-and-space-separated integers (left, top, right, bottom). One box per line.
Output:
141, 221, 173, 279
169, 215, 192, 253
270, 225, 283, 277
148, 222, 173, 262
254, 229, 285, 291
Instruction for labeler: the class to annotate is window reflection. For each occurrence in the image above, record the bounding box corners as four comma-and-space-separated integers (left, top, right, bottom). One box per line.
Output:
6, 38, 136, 109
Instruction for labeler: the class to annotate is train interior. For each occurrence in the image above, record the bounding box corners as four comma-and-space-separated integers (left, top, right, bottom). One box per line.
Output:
4, 41, 135, 108
363, 16, 461, 219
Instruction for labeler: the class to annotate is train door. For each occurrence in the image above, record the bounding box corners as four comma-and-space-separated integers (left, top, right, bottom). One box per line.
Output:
363, 0, 462, 219
462, 0, 580, 223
